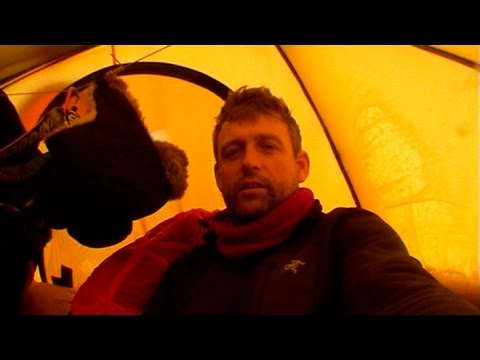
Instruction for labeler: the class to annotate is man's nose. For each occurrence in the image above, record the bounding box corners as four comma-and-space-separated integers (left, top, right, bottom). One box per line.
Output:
241, 145, 261, 170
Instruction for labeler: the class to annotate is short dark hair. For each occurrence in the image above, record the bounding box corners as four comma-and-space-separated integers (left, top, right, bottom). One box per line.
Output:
213, 86, 302, 161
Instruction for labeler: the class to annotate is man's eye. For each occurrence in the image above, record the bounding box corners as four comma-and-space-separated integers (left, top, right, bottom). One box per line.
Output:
261, 143, 277, 151
223, 148, 239, 158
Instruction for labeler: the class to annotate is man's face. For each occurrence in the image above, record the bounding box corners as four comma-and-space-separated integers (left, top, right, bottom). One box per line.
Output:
214, 114, 309, 221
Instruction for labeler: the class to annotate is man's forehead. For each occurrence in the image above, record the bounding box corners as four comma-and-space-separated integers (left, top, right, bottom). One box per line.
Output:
220, 115, 286, 133
220, 133, 283, 147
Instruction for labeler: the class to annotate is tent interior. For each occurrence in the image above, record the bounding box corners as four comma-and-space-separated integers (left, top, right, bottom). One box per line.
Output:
0, 45, 478, 311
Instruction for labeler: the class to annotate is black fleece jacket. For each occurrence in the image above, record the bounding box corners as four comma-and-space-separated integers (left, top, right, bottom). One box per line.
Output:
144, 201, 479, 315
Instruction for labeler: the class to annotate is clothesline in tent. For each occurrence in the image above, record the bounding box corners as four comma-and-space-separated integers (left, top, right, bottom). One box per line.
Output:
0, 45, 172, 99
0, 45, 174, 161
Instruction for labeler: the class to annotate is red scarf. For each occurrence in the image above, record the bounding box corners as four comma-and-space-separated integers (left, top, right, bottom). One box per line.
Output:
205, 188, 315, 258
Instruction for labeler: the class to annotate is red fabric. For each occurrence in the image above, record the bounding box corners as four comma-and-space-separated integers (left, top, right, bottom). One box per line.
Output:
71, 188, 314, 314
207, 188, 315, 258
70, 208, 211, 315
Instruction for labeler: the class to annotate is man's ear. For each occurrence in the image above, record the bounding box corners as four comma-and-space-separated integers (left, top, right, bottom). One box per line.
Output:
214, 162, 222, 190
296, 150, 310, 183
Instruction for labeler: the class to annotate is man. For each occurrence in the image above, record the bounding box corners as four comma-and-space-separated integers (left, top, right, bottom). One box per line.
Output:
143, 86, 479, 315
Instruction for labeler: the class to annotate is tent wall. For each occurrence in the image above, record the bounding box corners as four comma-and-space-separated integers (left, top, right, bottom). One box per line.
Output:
283, 45, 478, 302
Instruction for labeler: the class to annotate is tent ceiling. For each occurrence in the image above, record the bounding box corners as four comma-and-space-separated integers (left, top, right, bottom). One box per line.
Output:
0, 45, 93, 85
0, 45, 478, 87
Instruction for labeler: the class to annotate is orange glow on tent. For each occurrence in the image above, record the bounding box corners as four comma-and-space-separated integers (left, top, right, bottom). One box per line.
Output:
2, 45, 478, 307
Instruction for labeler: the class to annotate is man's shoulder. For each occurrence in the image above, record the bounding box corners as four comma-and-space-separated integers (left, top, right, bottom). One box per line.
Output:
315, 204, 399, 239
324, 205, 374, 216
319, 204, 408, 252
322, 205, 383, 223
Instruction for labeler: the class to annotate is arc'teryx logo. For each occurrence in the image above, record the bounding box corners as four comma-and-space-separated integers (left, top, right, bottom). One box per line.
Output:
284, 259, 306, 274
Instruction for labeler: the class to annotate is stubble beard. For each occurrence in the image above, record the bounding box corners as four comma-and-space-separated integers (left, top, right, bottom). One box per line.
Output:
223, 183, 277, 222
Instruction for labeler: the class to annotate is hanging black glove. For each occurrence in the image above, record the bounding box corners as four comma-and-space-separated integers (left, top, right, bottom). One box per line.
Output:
33, 73, 187, 248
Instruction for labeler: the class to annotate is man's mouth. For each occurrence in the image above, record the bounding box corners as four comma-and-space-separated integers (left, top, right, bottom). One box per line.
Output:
239, 181, 264, 191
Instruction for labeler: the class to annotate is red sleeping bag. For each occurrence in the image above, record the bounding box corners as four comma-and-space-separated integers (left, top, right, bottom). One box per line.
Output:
70, 208, 212, 314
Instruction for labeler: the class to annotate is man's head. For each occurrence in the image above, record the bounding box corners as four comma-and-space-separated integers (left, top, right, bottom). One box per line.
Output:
213, 86, 310, 222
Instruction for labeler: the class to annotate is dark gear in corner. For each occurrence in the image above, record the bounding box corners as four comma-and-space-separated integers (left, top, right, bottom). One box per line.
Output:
0, 89, 51, 315
33, 73, 175, 248
1, 73, 189, 314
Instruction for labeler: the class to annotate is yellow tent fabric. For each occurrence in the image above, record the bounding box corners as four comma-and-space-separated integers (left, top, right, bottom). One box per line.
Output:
2, 45, 478, 307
